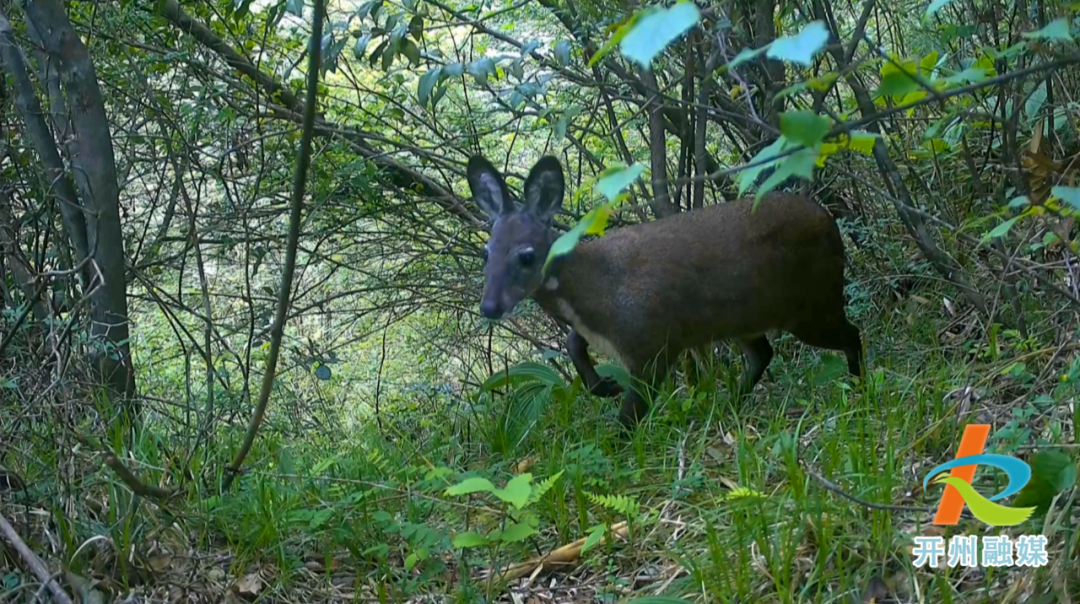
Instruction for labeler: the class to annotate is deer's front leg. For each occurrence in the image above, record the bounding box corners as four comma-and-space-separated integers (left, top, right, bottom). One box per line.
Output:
567, 330, 622, 397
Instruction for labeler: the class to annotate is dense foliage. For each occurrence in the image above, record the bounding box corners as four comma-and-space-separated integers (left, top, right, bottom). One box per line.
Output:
3, 0, 1080, 600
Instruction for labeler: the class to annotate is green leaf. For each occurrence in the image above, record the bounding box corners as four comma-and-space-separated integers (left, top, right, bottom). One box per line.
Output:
286, 0, 303, 17
1026, 85, 1048, 123
778, 110, 830, 148
595, 163, 645, 202
926, 0, 957, 15
443, 62, 464, 78
353, 34, 372, 59
468, 58, 495, 85
408, 15, 424, 40
496, 521, 537, 543
481, 361, 567, 392
875, 72, 920, 98
401, 39, 420, 66
418, 68, 441, 107
1023, 18, 1073, 41
1012, 450, 1079, 515
941, 66, 990, 87
919, 51, 940, 76
544, 204, 614, 271
493, 473, 532, 509
554, 40, 571, 66
445, 477, 496, 496
1008, 195, 1030, 209
754, 147, 818, 206
767, 20, 829, 66
580, 524, 606, 554
619, 1, 702, 68
980, 215, 1021, 245
1052, 186, 1080, 210
737, 136, 788, 196
588, 18, 634, 67
452, 531, 489, 548
728, 46, 767, 69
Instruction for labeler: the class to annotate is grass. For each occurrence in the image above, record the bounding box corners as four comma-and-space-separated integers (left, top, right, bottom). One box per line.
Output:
3, 284, 1079, 603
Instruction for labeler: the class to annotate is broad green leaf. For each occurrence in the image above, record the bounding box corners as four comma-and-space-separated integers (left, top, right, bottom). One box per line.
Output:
443, 62, 464, 78
736, 136, 788, 196
919, 51, 940, 75
452, 531, 489, 548
926, 0, 957, 15
941, 66, 990, 87
779, 110, 830, 148
847, 131, 879, 154
544, 204, 614, 271
468, 58, 495, 85
595, 163, 645, 202
1026, 85, 1048, 123
1012, 450, 1079, 515
875, 72, 920, 98
580, 524, 606, 554
401, 39, 421, 66
493, 473, 532, 509
979, 215, 1021, 245
588, 17, 634, 67
496, 521, 538, 543
445, 477, 496, 496
408, 15, 423, 40
554, 40, 571, 66
1023, 18, 1073, 41
418, 68, 441, 107
767, 20, 829, 66
754, 147, 818, 206
286, 0, 303, 17
728, 46, 767, 69
1052, 186, 1080, 210
353, 34, 372, 59
1008, 195, 1030, 209
481, 361, 567, 392
619, 1, 702, 68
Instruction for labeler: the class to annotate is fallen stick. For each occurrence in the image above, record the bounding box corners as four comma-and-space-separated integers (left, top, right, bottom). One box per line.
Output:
487, 521, 630, 583
0, 510, 74, 604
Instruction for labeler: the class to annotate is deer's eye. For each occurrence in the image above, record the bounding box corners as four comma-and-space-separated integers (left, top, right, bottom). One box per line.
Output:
482, 247, 489, 263
518, 248, 536, 266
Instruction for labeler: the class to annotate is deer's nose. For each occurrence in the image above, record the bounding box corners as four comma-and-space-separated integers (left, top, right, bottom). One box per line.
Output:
480, 299, 503, 319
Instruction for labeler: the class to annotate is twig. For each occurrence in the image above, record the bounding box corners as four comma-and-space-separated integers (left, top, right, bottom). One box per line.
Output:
222, 0, 325, 490
0, 512, 74, 604
803, 465, 933, 513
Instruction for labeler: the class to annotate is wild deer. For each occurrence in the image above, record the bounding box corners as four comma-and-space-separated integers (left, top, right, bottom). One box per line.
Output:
466, 154, 864, 429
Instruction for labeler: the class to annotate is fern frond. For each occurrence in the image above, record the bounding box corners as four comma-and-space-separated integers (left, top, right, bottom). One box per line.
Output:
586, 492, 639, 519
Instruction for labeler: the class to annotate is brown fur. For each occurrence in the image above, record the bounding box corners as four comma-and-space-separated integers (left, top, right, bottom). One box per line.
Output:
466, 154, 864, 429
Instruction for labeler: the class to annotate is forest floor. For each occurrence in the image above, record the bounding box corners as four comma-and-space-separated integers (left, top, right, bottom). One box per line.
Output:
2, 290, 1079, 604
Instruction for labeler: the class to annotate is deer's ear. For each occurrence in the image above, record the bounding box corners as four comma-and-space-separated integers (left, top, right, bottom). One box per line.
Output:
524, 156, 564, 223
467, 155, 511, 220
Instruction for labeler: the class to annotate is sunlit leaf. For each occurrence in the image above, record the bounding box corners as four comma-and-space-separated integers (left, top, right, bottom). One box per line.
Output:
444, 62, 464, 78
779, 110, 830, 148
286, 0, 303, 17
728, 46, 767, 69
492, 473, 532, 509
875, 72, 920, 98
595, 163, 645, 202
737, 136, 788, 196
754, 147, 818, 206
619, 1, 702, 68
353, 34, 371, 59
544, 204, 614, 271
1008, 195, 1030, 209
766, 20, 829, 66
926, 0, 957, 15
941, 66, 990, 87
1052, 186, 1080, 210
979, 215, 1021, 245
1023, 18, 1073, 41
588, 16, 634, 67
919, 51, 940, 75
445, 477, 496, 496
